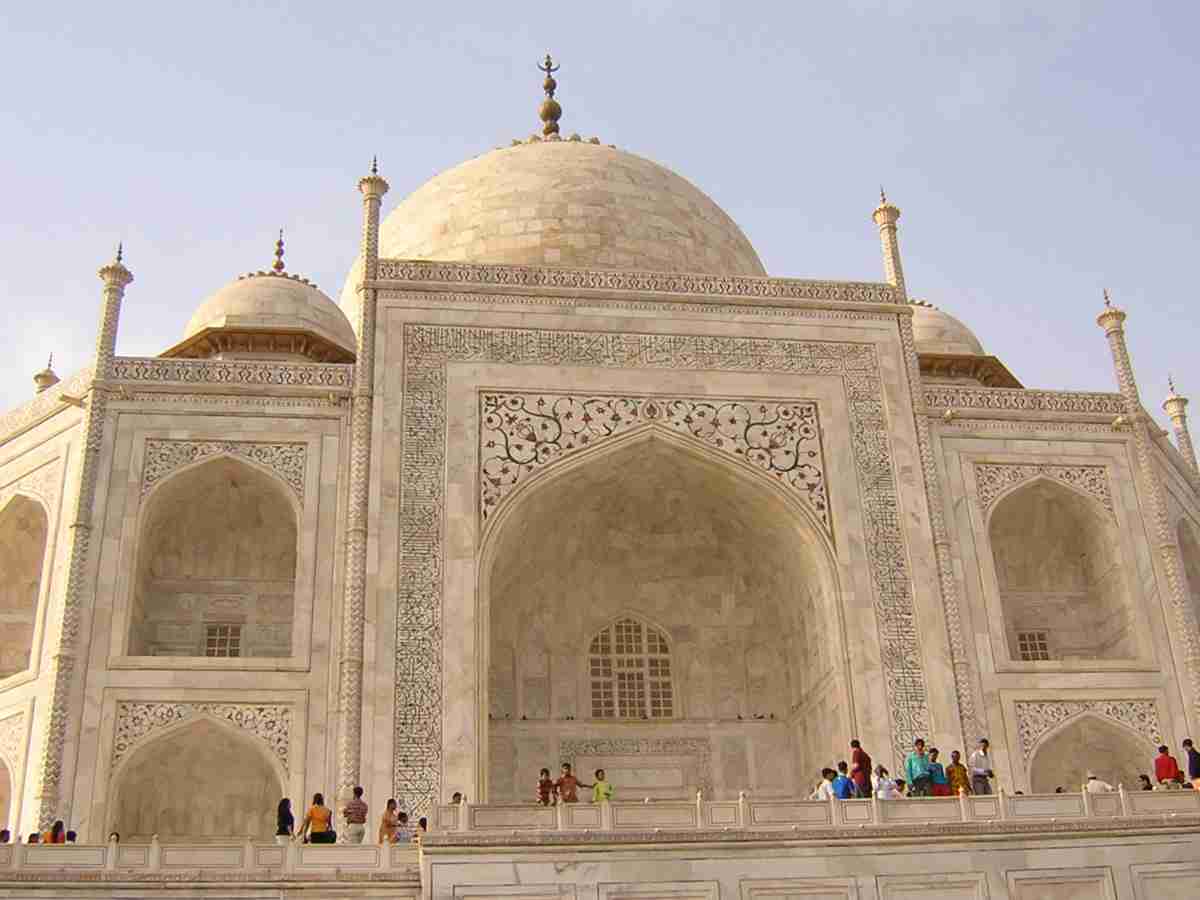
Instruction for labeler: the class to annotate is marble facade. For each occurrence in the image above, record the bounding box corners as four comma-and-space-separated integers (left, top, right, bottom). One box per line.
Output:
1, 97, 1199, 898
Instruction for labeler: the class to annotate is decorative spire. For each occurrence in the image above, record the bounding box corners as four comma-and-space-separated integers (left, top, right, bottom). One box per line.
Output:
273, 229, 285, 273
1168, 373, 1179, 397
871, 187, 906, 300
115, 242, 123, 264
33, 353, 59, 394
538, 53, 563, 137
880, 186, 887, 205
370, 155, 378, 175
1103, 288, 1111, 307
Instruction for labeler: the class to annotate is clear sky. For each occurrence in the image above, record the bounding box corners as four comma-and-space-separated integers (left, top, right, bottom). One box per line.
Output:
1, 1, 1196, 426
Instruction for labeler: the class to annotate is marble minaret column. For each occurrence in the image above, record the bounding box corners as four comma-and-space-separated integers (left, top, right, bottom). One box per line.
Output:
337, 161, 389, 805
1097, 293, 1200, 724
1163, 378, 1199, 475
34, 247, 132, 828
872, 189, 907, 301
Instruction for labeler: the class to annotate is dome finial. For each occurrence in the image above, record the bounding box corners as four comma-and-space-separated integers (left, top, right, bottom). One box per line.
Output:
880, 186, 887, 205
371, 155, 378, 175
115, 242, 123, 264
537, 53, 562, 137
273, 229, 286, 273
34, 352, 60, 394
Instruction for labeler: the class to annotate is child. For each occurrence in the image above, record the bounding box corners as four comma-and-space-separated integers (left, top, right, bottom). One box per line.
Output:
592, 768, 614, 803
536, 768, 555, 806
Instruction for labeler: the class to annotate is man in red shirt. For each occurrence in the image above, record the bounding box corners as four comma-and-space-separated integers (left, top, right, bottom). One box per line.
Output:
849, 739, 872, 798
554, 763, 591, 803
1154, 744, 1181, 785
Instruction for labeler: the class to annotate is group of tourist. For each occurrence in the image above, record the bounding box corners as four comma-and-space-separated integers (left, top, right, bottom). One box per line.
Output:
809, 737, 997, 800
535, 763, 613, 804
274, 788, 429, 845
1134, 740, 1200, 791
0, 821, 89, 844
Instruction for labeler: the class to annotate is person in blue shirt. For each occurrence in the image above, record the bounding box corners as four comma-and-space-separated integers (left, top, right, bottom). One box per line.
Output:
928, 747, 951, 796
831, 761, 856, 799
904, 738, 934, 796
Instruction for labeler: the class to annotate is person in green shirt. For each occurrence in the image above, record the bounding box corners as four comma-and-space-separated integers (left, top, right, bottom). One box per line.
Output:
592, 768, 614, 803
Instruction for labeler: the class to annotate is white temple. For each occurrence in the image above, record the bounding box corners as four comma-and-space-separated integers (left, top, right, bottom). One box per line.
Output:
2, 59, 1200, 899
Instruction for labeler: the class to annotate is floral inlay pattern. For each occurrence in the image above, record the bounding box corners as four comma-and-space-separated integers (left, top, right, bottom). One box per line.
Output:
480, 394, 828, 532
1013, 699, 1160, 760
974, 463, 1113, 516
142, 439, 307, 500
112, 701, 292, 773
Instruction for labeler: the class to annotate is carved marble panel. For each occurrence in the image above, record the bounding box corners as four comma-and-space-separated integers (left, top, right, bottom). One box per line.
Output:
974, 463, 1113, 516
480, 393, 828, 532
141, 439, 307, 501
925, 386, 1125, 415
0, 710, 26, 770
396, 322, 929, 812
1013, 699, 1161, 760
111, 357, 352, 388
112, 701, 292, 773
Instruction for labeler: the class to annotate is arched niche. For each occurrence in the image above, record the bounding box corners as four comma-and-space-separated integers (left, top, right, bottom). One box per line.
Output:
1028, 714, 1153, 794
1178, 520, 1200, 629
989, 478, 1136, 662
0, 495, 49, 678
128, 457, 297, 658
110, 717, 282, 841
483, 430, 843, 801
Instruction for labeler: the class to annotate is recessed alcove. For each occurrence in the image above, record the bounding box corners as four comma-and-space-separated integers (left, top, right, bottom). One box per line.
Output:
109, 718, 281, 840
127, 457, 296, 659
989, 479, 1136, 663
484, 434, 842, 801
1028, 715, 1152, 794
0, 495, 48, 679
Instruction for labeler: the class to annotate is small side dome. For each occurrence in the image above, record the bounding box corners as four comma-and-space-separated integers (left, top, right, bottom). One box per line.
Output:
911, 301, 985, 356
165, 272, 357, 363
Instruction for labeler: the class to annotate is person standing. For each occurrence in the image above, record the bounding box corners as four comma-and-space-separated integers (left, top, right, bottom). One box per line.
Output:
276, 798, 294, 845
378, 799, 400, 844
1154, 745, 1181, 786
591, 769, 614, 803
946, 750, 971, 796
1085, 772, 1114, 793
1182, 739, 1200, 789
536, 768, 555, 806
342, 786, 369, 844
928, 748, 951, 796
905, 738, 934, 797
968, 738, 994, 795
298, 793, 335, 844
832, 762, 856, 799
874, 766, 901, 799
554, 763, 590, 803
810, 768, 837, 800
849, 740, 873, 799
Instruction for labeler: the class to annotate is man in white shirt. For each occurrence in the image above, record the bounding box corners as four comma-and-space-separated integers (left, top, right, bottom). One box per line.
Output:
810, 768, 837, 801
1085, 772, 1115, 793
968, 738, 994, 795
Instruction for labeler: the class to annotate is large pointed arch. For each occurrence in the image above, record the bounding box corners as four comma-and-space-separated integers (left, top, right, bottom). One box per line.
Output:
1027, 712, 1156, 794
479, 426, 846, 801
127, 455, 298, 658
0, 493, 50, 679
108, 715, 284, 841
988, 475, 1137, 662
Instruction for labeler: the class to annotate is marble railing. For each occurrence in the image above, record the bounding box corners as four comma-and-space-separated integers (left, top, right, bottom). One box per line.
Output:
431, 789, 1200, 834
0, 839, 418, 876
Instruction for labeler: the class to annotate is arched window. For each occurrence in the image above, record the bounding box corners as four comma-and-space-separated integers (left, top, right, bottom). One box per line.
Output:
589, 618, 673, 719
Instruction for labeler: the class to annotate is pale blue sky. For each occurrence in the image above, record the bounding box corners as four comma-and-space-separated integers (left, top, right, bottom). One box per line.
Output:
1, 1, 1196, 424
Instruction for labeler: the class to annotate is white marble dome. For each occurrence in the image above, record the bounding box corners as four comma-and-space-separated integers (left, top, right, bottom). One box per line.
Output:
911, 301, 985, 355
185, 272, 357, 356
339, 139, 765, 322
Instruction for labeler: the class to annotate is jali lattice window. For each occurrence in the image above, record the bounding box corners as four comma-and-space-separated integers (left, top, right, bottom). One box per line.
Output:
589, 618, 673, 719
205, 623, 242, 658
1017, 630, 1051, 661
